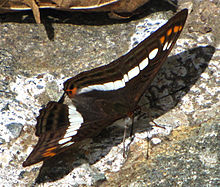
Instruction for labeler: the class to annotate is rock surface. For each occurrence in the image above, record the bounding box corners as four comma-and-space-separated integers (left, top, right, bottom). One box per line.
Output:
0, 0, 219, 186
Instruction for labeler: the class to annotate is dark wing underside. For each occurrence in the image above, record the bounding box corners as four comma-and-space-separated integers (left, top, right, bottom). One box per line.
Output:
23, 9, 188, 167
23, 98, 122, 167
121, 9, 188, 106
64, 9, 188, 110
23, 117, 117, 167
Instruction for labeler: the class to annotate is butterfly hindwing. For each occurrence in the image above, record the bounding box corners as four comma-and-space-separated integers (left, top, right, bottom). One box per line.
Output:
23, 101, 70, 166
23, 96, 123, 166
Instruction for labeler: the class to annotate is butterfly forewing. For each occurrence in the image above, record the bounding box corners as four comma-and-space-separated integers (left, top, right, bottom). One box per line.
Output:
121, 9, 188, 106
64, 9, 188, 103
23, 9, 188, 167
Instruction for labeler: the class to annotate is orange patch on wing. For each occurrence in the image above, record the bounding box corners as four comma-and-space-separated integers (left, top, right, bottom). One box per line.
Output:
167, 28, 172, 36
42, 147, 57, 157
174, 26, 179, 33
179, 25, 183, 31
66, 87, 77, 97
160, 36, 165, 44
47, 147, 57, 151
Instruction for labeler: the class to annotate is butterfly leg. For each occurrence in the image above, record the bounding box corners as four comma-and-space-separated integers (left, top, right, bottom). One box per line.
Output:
135, 106, 167, 159
129, 114, 135, 137
122, 115, 135, 158
122, 118, 129, 158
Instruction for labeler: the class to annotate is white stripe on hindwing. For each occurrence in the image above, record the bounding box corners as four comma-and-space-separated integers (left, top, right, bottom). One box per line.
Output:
58, 104, 84, 147
58, 137, 72, 145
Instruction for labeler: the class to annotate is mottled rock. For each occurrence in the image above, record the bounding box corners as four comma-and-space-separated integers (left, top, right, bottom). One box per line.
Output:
0, 0, 219, 186
6, 122, 23, 139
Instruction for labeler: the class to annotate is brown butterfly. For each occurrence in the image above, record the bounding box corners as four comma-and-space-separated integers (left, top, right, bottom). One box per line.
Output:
0, 0, 150, 23
23, 9, 188, 167
1, 0, 178, 23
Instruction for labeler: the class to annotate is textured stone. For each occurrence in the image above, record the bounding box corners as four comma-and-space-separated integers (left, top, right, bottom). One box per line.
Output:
0, 0, 219, 186
6, 122, 23, 139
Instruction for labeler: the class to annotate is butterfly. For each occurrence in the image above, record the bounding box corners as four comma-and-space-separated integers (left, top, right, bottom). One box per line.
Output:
23, 9, 188, 167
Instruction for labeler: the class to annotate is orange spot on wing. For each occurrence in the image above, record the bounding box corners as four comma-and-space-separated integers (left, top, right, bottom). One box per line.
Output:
47, 147, 56, 151
160, 36, 165, 44
66, 87, 77, 98
174, 26, 179, 33
42, 152, 56, 157
167, 28, 172, 36
179, 25, 183, 31
42, 147, 57, 157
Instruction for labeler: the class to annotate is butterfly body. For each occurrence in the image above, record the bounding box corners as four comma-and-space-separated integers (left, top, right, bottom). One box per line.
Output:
23, 9, 188, 167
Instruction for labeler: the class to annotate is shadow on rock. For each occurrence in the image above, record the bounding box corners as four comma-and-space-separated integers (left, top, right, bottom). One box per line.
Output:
33, 45, 215, 184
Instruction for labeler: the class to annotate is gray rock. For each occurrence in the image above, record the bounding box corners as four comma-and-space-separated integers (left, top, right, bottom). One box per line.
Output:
6, 123, 23, 139
0, 0, 219, 186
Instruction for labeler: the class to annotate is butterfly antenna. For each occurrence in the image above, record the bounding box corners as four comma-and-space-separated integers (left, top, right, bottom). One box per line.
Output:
130, 114, 135, 137
58, 93, 65, 103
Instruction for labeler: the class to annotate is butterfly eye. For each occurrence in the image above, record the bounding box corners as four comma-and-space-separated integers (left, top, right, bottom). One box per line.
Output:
69, 83, 75, 90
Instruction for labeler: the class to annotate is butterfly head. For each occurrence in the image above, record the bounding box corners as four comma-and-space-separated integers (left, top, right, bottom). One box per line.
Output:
64, 80, 79, 98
